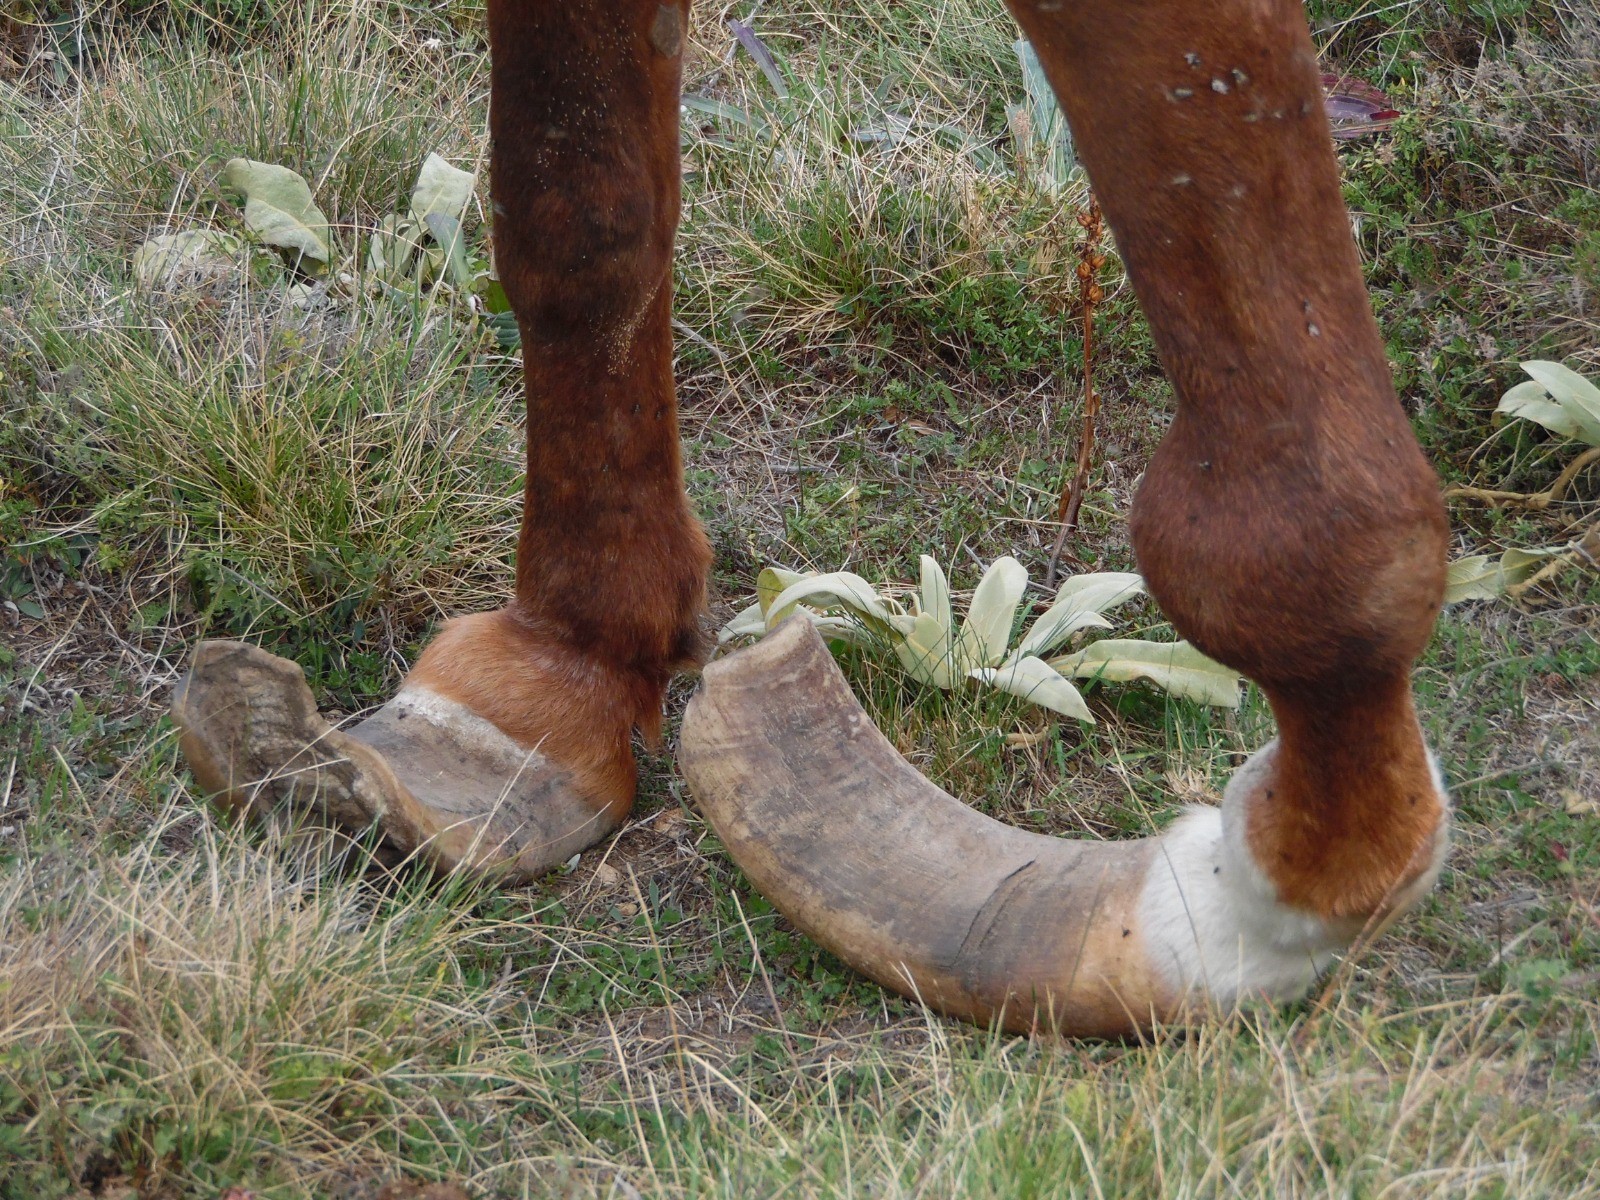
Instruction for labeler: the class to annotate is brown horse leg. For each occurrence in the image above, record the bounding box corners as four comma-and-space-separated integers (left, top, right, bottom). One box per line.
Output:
678, 0, 1449, 1034
173, 2, 707, 881
1005, 0, 1449, 921
405, 0, 708, 810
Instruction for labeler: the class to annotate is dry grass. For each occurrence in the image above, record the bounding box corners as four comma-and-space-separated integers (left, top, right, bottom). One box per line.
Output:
4, 778, 1596, 1196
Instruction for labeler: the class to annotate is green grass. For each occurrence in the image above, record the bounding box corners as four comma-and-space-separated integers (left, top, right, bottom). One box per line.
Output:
1, 0, 1597, 1195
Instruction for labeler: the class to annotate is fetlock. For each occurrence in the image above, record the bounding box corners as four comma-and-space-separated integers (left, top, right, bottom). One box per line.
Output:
404, 607, 656, 820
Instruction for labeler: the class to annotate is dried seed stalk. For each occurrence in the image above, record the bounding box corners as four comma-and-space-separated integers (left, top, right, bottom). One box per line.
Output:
1045, 197, 1106, 590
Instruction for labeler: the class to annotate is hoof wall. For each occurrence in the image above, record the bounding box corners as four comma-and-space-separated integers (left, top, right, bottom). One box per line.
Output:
172, 640, 619, 882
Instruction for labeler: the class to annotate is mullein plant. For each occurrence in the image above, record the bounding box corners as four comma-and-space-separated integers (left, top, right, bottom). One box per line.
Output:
719, 556, 1243, 723
1444, 359, 1600, 602
132, 152, 511, 325
1498, 360, 1600, 452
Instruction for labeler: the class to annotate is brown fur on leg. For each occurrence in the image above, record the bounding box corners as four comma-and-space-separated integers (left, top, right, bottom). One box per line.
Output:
405, 608, 655, 821
176, 3, 714, 866
1006, 0, 1449, 920
484, 0, 710, 758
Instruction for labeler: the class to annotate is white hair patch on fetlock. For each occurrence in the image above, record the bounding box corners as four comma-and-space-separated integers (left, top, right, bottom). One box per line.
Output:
1138, 805, 1345, 1008
1136, 741, 1451, 1009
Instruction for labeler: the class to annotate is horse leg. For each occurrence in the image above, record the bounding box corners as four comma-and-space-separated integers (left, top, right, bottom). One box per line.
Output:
173, 1, 707, 881
679, 0, 1449, 1034
1006, 0, 1450, 921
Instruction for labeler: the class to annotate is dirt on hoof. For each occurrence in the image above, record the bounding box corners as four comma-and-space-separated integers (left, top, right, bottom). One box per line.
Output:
171, 639, 623, 883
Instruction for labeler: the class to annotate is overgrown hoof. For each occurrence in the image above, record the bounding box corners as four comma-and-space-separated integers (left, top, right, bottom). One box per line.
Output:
171, 640, 621, 883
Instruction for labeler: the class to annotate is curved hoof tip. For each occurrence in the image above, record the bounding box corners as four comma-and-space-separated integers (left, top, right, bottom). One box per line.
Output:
171, 640, 619, 882
172, 639, 359, 823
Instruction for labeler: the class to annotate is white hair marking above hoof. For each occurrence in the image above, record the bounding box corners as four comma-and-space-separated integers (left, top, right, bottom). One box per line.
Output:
1137, 741, 1451, 1009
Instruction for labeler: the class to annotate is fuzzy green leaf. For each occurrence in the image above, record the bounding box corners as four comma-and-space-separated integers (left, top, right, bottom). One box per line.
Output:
916, 555, 953, 636
756, 567, 811, 616
422, 211, 474, 287
899, 555, 955, 686
971, 655, 1094, 723
1050, 639, 1242, 708
408, 152, 475, 224
223, 158, 331, 268
1502, 361, 1600, 447
894, 611, 956, 688
367, 214, 423, 280
719, 600, 767, 644
132, 230, 244, 289
1443, 547, 1561, 603
1497, 381, 1583, 441
764, 571, 899, 633
954, 556, 1027, 671
1014, 572, 1143, 660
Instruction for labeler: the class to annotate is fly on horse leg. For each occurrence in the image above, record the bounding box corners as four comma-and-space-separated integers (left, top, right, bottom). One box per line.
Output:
172, 1, 708, 881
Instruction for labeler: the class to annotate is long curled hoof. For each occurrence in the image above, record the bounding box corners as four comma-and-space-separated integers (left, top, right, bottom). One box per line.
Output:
172, 640, 622, 883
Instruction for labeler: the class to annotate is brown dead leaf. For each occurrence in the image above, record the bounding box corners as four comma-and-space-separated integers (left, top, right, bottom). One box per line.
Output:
1003, 728, 1050, 748
374, 1183, 471, 1200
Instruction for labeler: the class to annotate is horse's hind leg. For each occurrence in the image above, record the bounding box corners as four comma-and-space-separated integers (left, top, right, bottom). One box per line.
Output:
173, 2, 708, 882
1004, 0, 1451, 923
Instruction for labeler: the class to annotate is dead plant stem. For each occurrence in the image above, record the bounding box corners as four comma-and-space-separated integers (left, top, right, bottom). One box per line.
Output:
1045, 196, 1105, 591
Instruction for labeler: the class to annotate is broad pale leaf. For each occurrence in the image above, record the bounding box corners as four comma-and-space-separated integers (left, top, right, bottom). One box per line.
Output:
722, 600, 874, 648
894, 611, 956, 688
971, 655, 1094, 723
1051, 639, 1242, 708
1499, 379, 1590, 444
367, 214, 423, 280
718, 600, 767, 644
1443, 554, 1496, 602
765, 571, 897, 631
285, 281, 320, 309
223, 158, 331, 267
809, 613, 877, 646
916, 555, 953, 637
1498, 384, 1584, 441
1010, 612, 1111, 665
1014, 571, 1143, 659
954, 556, 1028, 672
756, 567, 811, 616
1499, 547, 1560, 580
902, 555, 955, 685
1443, 547, 1560, 603
132, 230, 243, 289
422, 211, 474, 287
1512, 361, 1600, 447
408, 152, 476, 224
